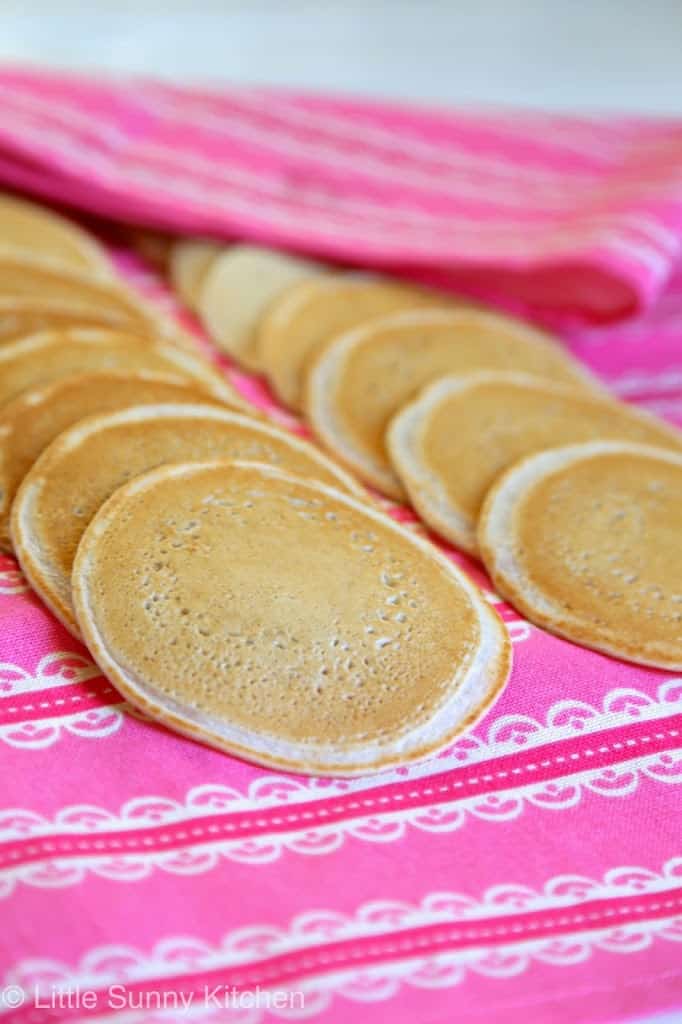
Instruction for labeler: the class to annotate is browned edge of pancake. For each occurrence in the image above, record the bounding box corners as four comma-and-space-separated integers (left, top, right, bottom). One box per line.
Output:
477, 441, 682, 669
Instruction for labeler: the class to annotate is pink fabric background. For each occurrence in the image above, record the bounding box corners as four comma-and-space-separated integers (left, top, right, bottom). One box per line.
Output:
0, 69, 680, 1024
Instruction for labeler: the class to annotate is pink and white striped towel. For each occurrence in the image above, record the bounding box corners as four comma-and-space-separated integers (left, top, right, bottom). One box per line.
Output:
1, 67, 682, 321
0, 68, 680, 1024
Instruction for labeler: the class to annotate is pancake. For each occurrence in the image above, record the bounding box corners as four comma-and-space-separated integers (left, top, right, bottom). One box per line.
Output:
12, 403, 366, 636
72, 460, 511, 774
197, 244, 323, 370
478, 442, 682, 669
0, 371, 228, 552
170, 239, 222, 309
0, 252, 165, 336
306, 308, 602, 499
0, 328, 248, 411
388, 372, 682, 553
0, 192, 110, 274
0, 297, 128, 345
259, 275, 451, 411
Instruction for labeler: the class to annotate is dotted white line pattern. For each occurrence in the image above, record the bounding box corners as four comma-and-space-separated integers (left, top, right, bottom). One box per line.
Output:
0, 746, 679, 892
3, 859, 681, 1023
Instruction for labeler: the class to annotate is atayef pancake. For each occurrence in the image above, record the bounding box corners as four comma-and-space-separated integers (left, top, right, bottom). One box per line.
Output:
0, 328, 247, 411
0, 297, 128, 345
478, 441, 682, 669
0, 253, 165, 336
0, 192, 110, 274
72, 460, 511, 775
169, 239, 222, 310
388, 372, 682, 554
0, 371, 228, 552
12, 403, 366, 636
258, 275, 453, 412
197, 244, 323, 370
306, 309, 600, 499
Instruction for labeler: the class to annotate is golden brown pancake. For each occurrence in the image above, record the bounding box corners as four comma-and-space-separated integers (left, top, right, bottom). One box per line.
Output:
306, 308, 602, 499
0, 253, 163, 335
0, 327, 248, 411
258, 275, 452, 411
0, 192, 110, 274
0, 297, 128, 345
197, 244, 323, 370
169, 239, 222, 310
478, 442, 682, 669
0, 371, 227, 551
12, 403, 366, 635
72, 460, 511, 774
388, 372, 682, 553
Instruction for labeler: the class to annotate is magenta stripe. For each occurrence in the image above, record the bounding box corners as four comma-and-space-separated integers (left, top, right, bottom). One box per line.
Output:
4, 83, 682, 255
0, 72, 621, 177
0, 95, 583, 230
143, 83, 635, 174
0, 117, 646, 276
0, 83, 666, 324
6, 83, 682, 231
3, 887, 681, 1024
0, 713, 678, 869
0, 680, 120, 726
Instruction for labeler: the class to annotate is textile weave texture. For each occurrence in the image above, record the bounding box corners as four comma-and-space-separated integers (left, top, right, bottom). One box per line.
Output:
0, 68, 680, 1024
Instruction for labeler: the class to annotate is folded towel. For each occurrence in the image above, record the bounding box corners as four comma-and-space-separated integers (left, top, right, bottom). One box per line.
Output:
1, 67, 682, 321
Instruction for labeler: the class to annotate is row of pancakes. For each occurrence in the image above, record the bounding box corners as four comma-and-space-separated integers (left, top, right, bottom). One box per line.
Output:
2, 194, 681, 774
172, 239, 682, 673
0, 194, 512, 775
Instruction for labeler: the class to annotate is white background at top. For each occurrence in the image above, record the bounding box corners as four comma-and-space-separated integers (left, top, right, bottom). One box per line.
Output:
1, 0, 681, 115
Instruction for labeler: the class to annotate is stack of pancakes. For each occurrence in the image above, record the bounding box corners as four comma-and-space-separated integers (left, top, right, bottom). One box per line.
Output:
2, 194, 680, 778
